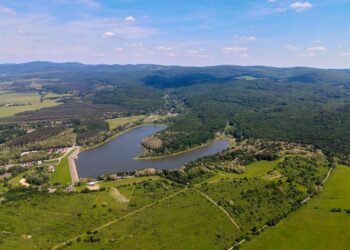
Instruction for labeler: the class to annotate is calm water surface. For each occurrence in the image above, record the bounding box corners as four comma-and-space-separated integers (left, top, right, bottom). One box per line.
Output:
76, 124, 229, 178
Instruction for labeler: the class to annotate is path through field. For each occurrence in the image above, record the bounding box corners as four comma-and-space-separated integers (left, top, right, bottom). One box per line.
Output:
110, 188, 129, 203
51, 188, 188, 250
194, 189, 241, 229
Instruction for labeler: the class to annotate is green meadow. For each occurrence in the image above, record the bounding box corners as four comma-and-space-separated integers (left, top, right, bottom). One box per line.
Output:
0, 179, 182, 249
107, 115, 146, 130
68, 190, 239, 250
207, 159, 282, 182
49, 151, 74, 186
243, 165, 350, 250
0, 92, 60, 117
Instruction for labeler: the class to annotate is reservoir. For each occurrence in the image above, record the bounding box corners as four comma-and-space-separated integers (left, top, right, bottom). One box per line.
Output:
76, 124, 229, 178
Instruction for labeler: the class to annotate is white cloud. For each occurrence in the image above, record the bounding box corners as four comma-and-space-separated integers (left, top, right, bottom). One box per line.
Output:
221, 47, 248, 54
17, 30, 26, 35
339, 52, 350, 56
221, 47, 250, 58
285, 44, 301, 51
307, 46, 326, 52
0, 6, 16, 15
290, 2, 313, 12
103, 31, 115, 38
126, 42, 144, 47
187, 49, 209, 58
115, 48, 123, 52
235, 35, 257, 41
155, 46, 172, 51
268, 0, 276, 2
312, 40, 322, 44
299, 52, 315, 57
125, 16, 135, 22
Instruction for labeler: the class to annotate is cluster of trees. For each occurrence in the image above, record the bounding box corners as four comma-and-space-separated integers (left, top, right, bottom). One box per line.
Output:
7, 127, 64, 148
92, 86, 165, 112
278, 156, 329, 194
0, 124, 26, 144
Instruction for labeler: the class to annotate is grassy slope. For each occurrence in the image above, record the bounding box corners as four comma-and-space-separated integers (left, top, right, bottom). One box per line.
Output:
0, 180, 181, 249
75, 176, 162, 191
68, 190, 240, 250
0, 189, 132, 248
49, 151, 73, 186
0, 92, 60, 117
243, 165, 350, 250
207, 159, 281, 182
107, 115, 146, 130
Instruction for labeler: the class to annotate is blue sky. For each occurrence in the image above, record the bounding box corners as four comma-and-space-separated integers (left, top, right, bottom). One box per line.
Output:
0, 0, 350, 67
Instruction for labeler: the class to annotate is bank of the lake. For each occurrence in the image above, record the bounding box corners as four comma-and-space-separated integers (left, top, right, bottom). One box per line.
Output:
137, 138, 231, 160
75, 124, 229, 178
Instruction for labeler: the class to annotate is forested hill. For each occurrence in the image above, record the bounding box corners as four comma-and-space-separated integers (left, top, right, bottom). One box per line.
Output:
2, 62, 350, 160
1, 62, 350, 88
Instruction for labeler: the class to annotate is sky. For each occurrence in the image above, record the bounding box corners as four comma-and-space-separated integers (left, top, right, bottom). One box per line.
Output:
0, 0, 350, 68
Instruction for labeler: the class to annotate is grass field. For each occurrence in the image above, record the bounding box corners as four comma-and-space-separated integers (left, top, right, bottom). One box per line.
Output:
75, 176, 162, 192
66, 190, 240, 250
200, 178, 307, 231
8, 170, 31, 188
0, 188, 133, 248
243, 165, 350, 250
0, 179, 182, 249
0, 92, 42, 106
98, 176, 162, 188
143, 114, 175, 124
49, 151, 74, 186
207, 159, 282, 182
107, 115, 146, 130
0, 91, 60, 117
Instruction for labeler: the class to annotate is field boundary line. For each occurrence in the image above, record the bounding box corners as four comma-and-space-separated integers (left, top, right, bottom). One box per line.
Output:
194, 189, 240, 230
51, 188, 188, 250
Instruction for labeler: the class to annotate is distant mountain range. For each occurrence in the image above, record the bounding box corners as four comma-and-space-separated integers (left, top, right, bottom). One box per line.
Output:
1, 61, 350, 89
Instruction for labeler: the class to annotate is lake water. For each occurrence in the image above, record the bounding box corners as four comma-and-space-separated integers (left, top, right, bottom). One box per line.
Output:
76, 124, 229, 178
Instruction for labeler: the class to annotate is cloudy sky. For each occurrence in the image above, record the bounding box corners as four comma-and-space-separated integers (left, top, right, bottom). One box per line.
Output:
0, 0, 350, 67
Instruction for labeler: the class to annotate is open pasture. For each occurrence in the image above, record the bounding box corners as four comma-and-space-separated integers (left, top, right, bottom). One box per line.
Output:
243, 165, 350, 250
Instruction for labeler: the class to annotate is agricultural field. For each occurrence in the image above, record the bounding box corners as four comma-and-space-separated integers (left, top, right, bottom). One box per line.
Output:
243, 165, 350, 250
0, 91, 61, 118
107, 115, 147, 130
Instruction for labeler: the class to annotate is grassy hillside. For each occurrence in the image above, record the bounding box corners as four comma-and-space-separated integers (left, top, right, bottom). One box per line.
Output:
107, 115, 146, 130
0, 91, 59, 118
243, 165, 350, 250
49, 151, 73, 186
68, 190, 239, 250
0, 179, 182, 249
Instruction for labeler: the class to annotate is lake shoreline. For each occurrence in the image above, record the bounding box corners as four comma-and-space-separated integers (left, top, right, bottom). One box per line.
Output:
135, 139, 226, 160
76, 125, 230, 178
81, 124, 152, 152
